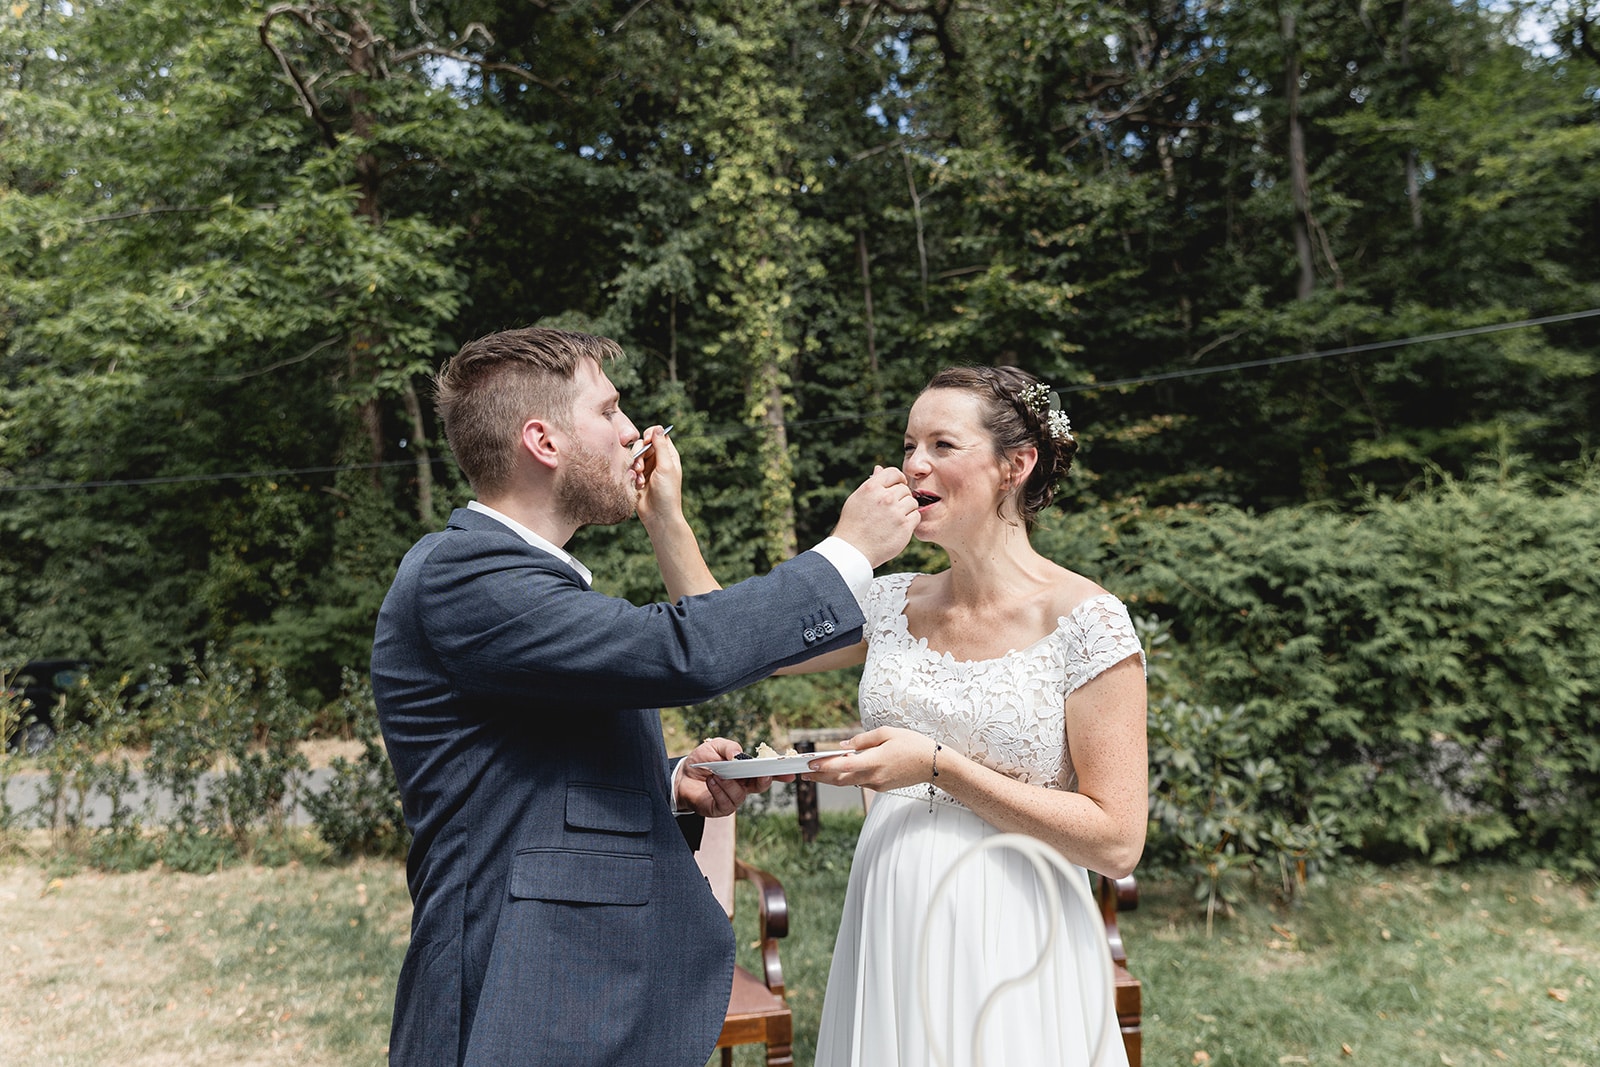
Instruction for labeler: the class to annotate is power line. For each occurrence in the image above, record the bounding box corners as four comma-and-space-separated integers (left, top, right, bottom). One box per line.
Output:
1062, 307, 1600, 393
0, 459, 428, 494
4, 307, 1596, 494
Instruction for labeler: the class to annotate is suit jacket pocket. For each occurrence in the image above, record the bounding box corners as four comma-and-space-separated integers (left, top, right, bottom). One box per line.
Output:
565, 782, 654, 835
509, 847, 651, 906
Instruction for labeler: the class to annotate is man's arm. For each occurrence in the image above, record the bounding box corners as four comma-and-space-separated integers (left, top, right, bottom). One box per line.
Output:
634, 425, 721, 599
639, 447, 916, 606
416, 462, 916, 712
417, 538, 865, 712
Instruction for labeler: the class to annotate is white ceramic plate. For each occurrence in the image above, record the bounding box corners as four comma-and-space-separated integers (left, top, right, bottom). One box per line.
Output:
691, 751, 851, 779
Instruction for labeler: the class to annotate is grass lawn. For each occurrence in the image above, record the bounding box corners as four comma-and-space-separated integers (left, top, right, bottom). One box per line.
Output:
2, 814, 1594, 1066
0, 847, 408, 1066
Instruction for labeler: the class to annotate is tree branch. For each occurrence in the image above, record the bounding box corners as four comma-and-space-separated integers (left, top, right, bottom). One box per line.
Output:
259, 5, 340, 149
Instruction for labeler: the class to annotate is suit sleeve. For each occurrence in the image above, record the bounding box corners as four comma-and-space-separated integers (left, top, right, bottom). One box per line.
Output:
413, 531, 865, 714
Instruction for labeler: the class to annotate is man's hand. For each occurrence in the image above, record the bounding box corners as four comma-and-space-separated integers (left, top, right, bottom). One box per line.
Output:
832, 465, 919, 568
633, 424, 683, 530
677, 738, 796, 817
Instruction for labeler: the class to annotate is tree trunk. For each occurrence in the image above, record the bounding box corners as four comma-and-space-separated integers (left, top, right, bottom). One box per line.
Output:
761, 368, 798, 563
401, 380, 434, 523
1282, 7, 1317, 300
348, 25, 386, 482
856, 226, 878, 380
667, 299, 679, 384
1400, 0, 1424, 231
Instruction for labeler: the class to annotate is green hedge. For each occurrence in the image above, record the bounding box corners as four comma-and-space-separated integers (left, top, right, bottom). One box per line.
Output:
1049, 458, 1600, 875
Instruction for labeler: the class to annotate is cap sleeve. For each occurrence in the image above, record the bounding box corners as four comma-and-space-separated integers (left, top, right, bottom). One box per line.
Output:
1059, 594, 1145, 697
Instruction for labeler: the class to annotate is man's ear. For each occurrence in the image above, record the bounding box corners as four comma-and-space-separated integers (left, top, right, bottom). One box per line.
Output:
522, 419, 562, 471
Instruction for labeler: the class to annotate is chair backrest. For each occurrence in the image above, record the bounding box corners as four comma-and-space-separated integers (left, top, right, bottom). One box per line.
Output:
696, 813, 738, 919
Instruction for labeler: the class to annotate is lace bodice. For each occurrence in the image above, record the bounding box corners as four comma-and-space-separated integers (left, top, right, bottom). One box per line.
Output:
860, 572, 1143, 802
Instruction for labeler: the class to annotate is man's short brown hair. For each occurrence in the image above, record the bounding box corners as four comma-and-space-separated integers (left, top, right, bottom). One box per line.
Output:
434, 327, 623, 497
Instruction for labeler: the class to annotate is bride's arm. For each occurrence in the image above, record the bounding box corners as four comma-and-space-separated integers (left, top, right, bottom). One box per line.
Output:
772, 640, 867, 675
807, 654, 1148, 877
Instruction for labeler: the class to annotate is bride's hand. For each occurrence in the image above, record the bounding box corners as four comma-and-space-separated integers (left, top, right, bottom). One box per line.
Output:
803, 726, 943, 792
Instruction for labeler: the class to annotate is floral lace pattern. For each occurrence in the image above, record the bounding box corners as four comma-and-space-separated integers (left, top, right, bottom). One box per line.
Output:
861, 572, 1143, 804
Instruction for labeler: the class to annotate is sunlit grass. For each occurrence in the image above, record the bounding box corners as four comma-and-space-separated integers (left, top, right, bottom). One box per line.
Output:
1131, 862, 1598, 1066
1, 818, 1594, 1067
725, 816, 1597, 1067
0, 846, 406, 1067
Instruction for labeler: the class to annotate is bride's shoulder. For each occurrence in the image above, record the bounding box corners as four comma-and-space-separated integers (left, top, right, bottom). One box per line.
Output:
1044, 568, 1122, 623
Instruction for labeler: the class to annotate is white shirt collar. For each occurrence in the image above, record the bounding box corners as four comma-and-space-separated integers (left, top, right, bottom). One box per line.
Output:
466, 500, 593, 586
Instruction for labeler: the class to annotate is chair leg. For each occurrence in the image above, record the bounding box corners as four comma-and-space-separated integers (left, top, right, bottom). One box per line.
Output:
764, 1041, 794, 1067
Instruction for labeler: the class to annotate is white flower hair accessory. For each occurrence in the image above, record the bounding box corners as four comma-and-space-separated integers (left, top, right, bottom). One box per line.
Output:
1019, 381, 1075, 444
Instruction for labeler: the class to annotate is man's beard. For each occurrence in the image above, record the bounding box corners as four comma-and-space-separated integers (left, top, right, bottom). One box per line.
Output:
556, 440, 636, 528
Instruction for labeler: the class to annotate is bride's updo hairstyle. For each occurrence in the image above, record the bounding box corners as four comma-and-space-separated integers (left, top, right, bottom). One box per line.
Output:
921, 365, 1078, 530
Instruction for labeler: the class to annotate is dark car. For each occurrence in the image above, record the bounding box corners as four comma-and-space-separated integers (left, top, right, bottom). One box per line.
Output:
1, 658, 97, 754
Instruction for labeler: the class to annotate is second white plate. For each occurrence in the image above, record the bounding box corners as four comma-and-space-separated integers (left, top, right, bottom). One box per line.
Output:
691, 751, 851, 779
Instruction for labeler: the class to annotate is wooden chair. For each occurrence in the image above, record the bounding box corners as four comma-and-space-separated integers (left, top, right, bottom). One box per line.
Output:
694, 813, 795, 1067
1096, 872, 1143, 1067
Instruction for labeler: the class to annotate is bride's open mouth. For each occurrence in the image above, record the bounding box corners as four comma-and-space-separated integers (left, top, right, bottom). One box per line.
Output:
913, 491, 940, 508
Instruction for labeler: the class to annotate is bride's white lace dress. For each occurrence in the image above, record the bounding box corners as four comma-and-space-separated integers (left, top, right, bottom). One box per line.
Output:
814, 572, 1142, 1067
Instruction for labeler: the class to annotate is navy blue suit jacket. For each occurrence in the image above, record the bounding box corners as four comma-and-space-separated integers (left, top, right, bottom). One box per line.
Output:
370, 507, 864, 1066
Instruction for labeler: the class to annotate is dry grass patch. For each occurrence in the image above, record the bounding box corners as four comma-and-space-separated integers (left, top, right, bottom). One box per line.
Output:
0, 856, 409, 1067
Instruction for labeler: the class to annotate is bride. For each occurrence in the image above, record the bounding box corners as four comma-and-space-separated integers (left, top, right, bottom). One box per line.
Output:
786, 365, 1147, 1066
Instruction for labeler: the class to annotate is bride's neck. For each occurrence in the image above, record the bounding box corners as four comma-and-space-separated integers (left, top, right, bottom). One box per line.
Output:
940, 524, 1048, 605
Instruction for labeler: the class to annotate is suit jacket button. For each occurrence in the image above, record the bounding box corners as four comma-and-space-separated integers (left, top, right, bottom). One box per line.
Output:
804, 628, 817, 641
822, 621, 835, 635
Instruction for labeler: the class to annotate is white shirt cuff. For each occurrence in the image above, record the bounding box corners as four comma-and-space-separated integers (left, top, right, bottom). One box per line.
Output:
670, 757, 691, 813
808, 536, 874, 616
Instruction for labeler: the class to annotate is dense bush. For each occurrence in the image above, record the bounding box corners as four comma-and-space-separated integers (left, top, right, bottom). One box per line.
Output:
1146, 696, 1343, 920
1095, 458, 1600, 875
0, 650, 328, 871
301, 669, 409, 859
139, 648, 312, 868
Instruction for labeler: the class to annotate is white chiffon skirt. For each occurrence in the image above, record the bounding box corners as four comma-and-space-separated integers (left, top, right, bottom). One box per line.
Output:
815, 791, 1129, 1067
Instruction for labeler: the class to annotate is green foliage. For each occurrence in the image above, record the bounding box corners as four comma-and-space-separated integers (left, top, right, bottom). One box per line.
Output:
1102, 458, 1600, 874
302, 669, 409, 860
1147, 697, 1342, 926
139, 647, 311, 866
231, 469, 423, 702
3, 0, 1599, 893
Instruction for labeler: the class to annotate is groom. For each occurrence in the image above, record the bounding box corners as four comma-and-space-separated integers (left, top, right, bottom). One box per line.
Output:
370, 327, 918, 1067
